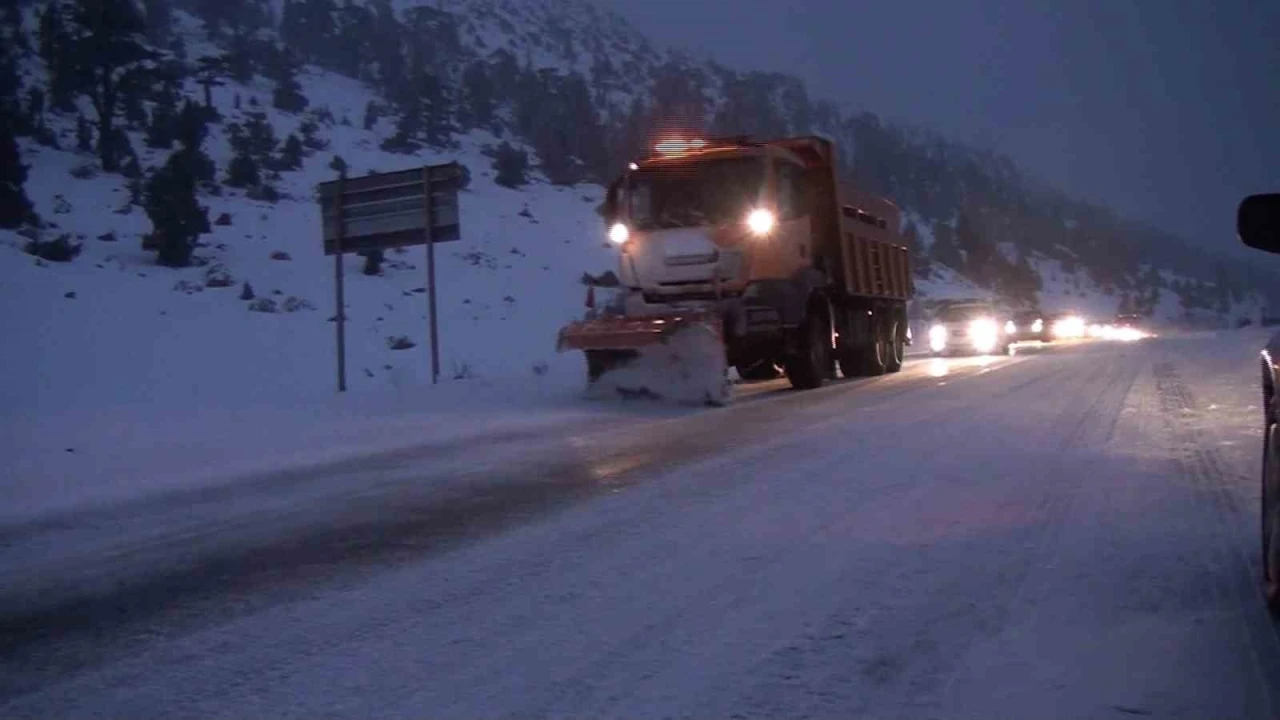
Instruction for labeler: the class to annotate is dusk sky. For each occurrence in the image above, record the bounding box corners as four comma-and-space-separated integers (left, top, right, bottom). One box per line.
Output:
594, 0, 1279, 254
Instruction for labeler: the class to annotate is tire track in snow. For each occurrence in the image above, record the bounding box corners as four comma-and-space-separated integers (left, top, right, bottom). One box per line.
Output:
683, 348, 1140, 718
1154, 361, 1280, 711
0, 354, 1037, 703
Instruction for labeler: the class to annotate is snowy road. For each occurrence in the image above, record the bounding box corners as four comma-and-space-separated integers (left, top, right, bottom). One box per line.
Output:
4, 333, 1280, 718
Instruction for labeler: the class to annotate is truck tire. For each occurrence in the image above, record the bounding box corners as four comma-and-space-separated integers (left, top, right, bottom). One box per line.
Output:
785, 312, 831, 390
885, 318, 904, 373
860, 319, 887, 376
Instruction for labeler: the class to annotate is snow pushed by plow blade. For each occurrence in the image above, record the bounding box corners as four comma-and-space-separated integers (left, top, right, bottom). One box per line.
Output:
583, 322, 730, 407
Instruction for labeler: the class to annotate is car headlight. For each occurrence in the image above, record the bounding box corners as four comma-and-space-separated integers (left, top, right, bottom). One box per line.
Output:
608, 222, 629, 245
969, 318, 999, 353
746, 208, 775, 236
1005, 320, 1016, 334
1032, 318, 1043, 333
928, 324, 947, 352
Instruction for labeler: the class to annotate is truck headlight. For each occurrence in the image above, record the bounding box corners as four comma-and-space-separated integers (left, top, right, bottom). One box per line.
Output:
929, 324, 947, 352
746, 208, 775, 236
608, 222, 629, 245
1005, 320, 1017, 334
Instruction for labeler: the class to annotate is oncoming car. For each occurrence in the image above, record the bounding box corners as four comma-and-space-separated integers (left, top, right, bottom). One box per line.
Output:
1238, 192, 1280, 615
928, 302, 1012, 356
1006, 310, 1050, 343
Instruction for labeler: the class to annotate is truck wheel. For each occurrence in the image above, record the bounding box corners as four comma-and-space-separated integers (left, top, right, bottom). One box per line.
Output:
860, 321, 887, 376
785, 313, 831, 390
885, 319, 904, 373
586, 349, 637, 382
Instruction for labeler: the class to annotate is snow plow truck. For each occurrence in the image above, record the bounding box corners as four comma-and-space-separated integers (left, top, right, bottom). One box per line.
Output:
557, 135, 914, 404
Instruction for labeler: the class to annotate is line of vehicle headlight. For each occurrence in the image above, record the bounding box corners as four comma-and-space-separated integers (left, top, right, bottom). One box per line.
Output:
929, 317, 1002, 353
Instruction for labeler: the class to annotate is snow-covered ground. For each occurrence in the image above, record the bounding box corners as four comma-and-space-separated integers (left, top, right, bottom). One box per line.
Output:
3, 331, 1278, 718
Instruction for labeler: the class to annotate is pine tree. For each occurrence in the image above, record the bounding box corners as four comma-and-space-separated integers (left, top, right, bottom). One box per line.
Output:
492, 141, 529, 188
76, 113, 93, 152
0, 44, 24, 134
278, 133, 303, 170
145, 150, 209, 267
146, 87, 177, 149
328, 154, 348, 177
26, 87, 45, 134
0, 115, 35, 228
223, 35, 254, 83
39, 3, 78, 112
195, 55, 227, 113
174, 99, 215, 185
230, 112, 278, 164
299, 118, 327, 151
141, 0, 172, 46
459, 60, 495, 129
65, 0, 155, 171
270, 52, 308, 113
225, 151, 259, 187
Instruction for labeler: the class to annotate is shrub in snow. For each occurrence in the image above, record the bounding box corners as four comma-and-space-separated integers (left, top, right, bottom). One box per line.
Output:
225, 152, 259, 188
239, 282, 254, 300
328, 155, 348, 177
277, 134, 304, 171
24, 234, 82, 263
453, 362, 474, 380
173, 279, 204, 294
248, 297, 278, 313
532, 361, 549, 376
52, 195, 73, 214
270, 250, 291, 261
214, 212, 232, 226
64, 291, 76, 299
69, 163, 98, 180
246, 183, 281, 203
204, 264, 234, 288
97, 231, 117, 242
492, 142, 529, 188
518, 206, 533, 219
283, 296, 314, 312
387, 335, 415, 350
75, 115, 92, 153
299, 118, 327, 152
362, 101, 380, 130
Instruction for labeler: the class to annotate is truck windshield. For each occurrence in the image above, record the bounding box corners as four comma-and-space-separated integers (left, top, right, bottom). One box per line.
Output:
627, 157, 765, 230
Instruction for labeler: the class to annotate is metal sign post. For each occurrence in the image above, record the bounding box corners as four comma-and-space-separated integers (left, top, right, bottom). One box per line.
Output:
319, 162, 462, 392
334, 174, 347, 392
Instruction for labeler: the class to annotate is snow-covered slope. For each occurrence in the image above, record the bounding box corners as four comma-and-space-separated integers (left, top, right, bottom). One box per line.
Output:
0, 0, 1259, 428
1, 23, 625, 416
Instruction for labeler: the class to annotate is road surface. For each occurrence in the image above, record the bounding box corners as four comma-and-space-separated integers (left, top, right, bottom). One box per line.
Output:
3, 333, 1279, 718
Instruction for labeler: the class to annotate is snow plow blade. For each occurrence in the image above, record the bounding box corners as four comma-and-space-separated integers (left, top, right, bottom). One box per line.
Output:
556, 312, 723, 352
557, 311, 730, 407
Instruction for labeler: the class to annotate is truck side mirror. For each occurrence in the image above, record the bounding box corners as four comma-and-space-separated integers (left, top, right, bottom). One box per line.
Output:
1239, 193, 1280, 253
